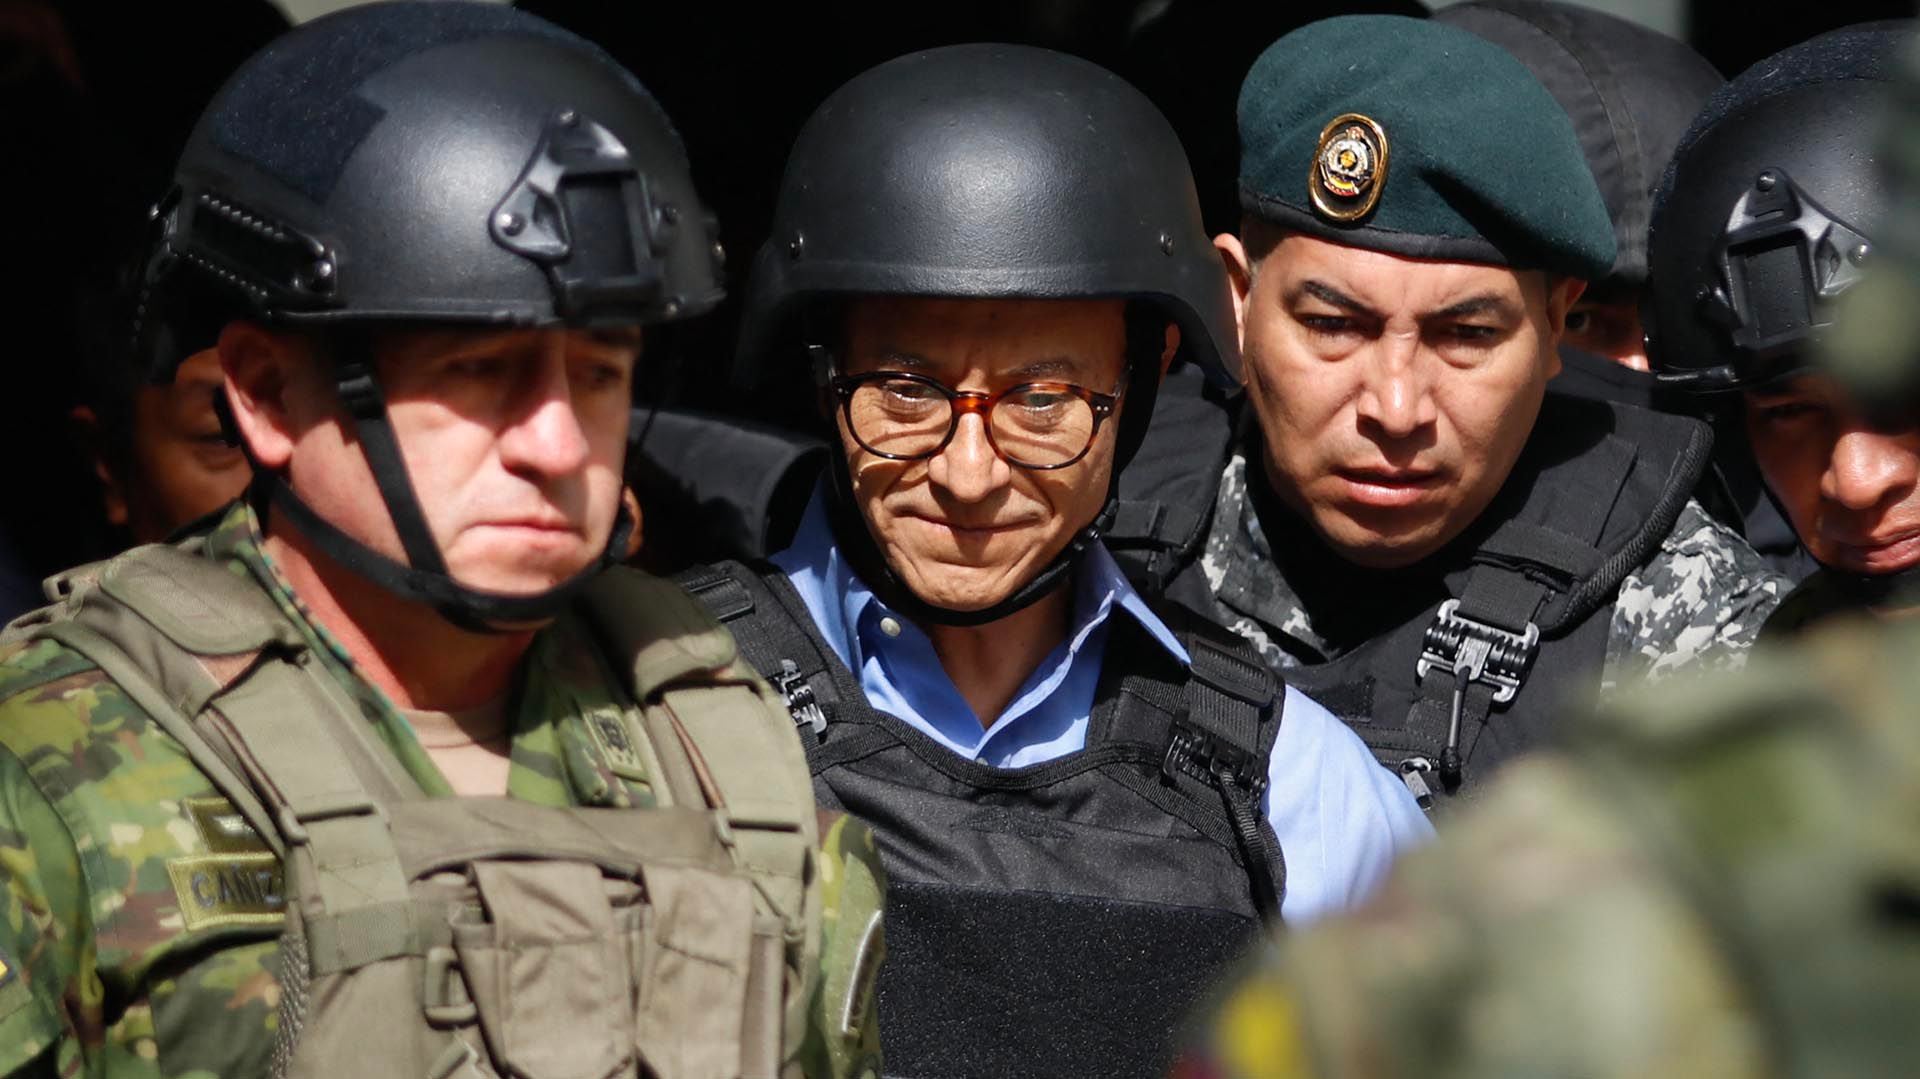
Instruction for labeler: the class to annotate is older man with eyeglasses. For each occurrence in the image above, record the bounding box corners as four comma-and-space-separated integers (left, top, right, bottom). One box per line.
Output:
676, 44, 1429, 1079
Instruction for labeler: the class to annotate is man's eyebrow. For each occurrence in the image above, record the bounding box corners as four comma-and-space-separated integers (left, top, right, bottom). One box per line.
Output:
1293, 280, 1379, 319
1424, 294, 1519, 321
1012, 357, 1079, 380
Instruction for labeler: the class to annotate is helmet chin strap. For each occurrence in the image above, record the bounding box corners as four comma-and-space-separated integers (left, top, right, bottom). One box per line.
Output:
821, 451, 1114, 629
240, 339, 632, 635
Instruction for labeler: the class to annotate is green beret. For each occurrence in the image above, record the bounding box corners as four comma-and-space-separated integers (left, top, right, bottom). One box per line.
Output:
1237, 15, 1615, 279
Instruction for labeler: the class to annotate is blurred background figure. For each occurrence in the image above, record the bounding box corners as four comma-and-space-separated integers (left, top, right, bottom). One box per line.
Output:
0, 0, 286, 621
1648, 23, 1913, 622
1434, 0, 1723, 382
1175, 25, 1920, 1079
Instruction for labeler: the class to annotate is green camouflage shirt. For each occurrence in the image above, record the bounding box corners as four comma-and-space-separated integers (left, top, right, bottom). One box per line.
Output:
0, 503, 885, 1079
1178, 614, 1920, 1079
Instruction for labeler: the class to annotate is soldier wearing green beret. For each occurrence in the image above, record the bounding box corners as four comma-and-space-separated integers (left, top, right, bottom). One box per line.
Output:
1174, 34, 1920, 1076
1151, 15, 1787, 808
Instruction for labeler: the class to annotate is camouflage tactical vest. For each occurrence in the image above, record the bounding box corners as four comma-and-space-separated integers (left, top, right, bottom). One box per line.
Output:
18, 542, 821, 1079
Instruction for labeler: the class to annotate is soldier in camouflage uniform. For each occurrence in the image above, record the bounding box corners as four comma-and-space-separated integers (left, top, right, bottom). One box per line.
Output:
0, 5, 883, 1078
1646, 23, 1920, 637
1154, 16, 1785, 808
1177, 27, 1920, 1078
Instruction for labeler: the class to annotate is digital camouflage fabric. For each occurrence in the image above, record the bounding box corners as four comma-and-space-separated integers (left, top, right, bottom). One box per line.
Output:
1179, 614, 1920, 1079
0, 503, 885, 1079
1199, 452, 1788, 691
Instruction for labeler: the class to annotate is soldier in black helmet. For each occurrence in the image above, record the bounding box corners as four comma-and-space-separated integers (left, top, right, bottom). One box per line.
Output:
0, 5, 884, 1077
678, 44, 1429, 1079
1647, 22, 1920, 633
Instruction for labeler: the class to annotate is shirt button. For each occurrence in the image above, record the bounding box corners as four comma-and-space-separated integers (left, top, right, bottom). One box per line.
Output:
879, 616, 903, 638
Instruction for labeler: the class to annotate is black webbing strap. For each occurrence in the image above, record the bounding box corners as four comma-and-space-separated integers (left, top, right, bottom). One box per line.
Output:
1181, 626, 1285, 925
1099, 607, 1286, 925
1404, 437, 1625, 795
332, 355, 448, 578
1105, 497, 1208, 592
675, 561, 904, 774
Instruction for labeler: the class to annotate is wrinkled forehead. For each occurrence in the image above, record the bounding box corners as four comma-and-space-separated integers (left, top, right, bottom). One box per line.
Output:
369, 324, 644, 365
839, 296, 1128, 383
1260, 231, 1551, 312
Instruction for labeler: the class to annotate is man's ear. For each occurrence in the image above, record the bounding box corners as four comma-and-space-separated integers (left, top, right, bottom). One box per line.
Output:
1543, 274, 1588, 338
1541, 275, 1588, 381
1159, 323, 1181, 376
67, 404, 129, 527
218, 323, 303, 470
1213, 232, 1253, 384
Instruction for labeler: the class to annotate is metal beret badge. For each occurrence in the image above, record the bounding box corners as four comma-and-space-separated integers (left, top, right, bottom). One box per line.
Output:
1310, 114, 1389, 222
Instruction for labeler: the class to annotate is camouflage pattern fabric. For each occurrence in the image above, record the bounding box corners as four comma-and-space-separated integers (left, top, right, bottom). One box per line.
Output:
1180, 614, 1920, 1079
0, 502, 885, 1079
1198, 452, 1788, 691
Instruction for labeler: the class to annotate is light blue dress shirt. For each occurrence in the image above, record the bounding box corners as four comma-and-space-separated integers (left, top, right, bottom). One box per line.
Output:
771, 490, 1433, 923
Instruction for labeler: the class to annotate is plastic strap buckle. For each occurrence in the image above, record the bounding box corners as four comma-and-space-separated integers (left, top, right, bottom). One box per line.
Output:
1161, 722, 1267, 797
1415, 599, 1540, 705
771, 659, 827, 738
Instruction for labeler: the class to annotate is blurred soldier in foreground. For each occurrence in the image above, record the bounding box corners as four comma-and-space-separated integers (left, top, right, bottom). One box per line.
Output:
1650, 23, 1917, 632
679, 45, 1429, 1079
0, 5, 882, 1077
1177, 29, 1920, 1078
1165, 16, 1784, 809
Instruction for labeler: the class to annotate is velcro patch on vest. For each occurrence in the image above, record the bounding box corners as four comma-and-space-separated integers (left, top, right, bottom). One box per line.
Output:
587, 712, 651, 783
169, 797, 284, 931
183, 796, 269, 854
167, 854, 286, 931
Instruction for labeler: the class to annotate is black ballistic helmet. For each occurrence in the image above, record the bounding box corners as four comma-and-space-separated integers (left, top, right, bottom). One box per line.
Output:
736, 44, 1237, 627
1647, 23, 1908, 394
737, 43, 1238, 397
137, 0, 722, 631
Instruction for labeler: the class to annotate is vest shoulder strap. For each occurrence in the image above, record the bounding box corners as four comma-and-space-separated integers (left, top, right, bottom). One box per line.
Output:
19, 543, 347, 859
578, 567, 821, 916
1094, 602, 1288, 924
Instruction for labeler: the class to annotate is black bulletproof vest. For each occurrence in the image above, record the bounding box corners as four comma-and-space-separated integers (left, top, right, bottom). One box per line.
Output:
1240, 395, 1711, 807
677, 560, 1286, 1079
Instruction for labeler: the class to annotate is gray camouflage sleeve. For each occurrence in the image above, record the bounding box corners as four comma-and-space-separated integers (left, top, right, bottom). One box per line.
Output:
1603, 500, 1792, 692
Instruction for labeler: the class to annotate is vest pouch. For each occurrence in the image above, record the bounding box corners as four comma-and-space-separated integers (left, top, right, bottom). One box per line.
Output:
453, 860, 639, 1079
633, 863, 778, 1079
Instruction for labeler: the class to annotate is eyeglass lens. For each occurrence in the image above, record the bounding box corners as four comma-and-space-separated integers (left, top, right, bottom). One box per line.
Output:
846, 377, 1098, 467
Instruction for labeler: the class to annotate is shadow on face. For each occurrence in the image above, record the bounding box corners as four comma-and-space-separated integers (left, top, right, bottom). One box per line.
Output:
1223, 231, 1580, 569
75, 349, 250, 545
222, 324, 640, 598
1564, 293, 1649, 373
1745, 373, 1920, 576
834, 296, 1128, 611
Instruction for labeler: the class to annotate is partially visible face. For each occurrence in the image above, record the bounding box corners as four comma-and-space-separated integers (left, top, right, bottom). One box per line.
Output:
1745, 372, 1920, 576
1226, 232, 1580, 569
99, 348, 251, 542
1563, 293, 1649, 372
270, 326, 638, 597
837, 297, 1129, 612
